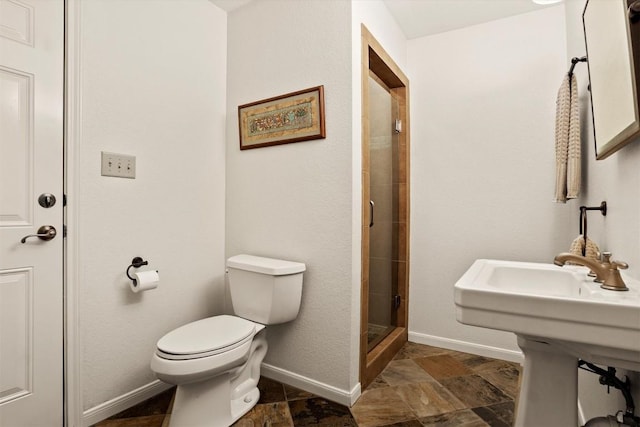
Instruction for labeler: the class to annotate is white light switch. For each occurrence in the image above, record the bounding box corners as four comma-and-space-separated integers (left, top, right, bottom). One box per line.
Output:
101, 152, 136, 179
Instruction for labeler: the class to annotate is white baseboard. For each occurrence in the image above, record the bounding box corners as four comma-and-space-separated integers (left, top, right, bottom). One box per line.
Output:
261, 363, 361, 407
81, 333, 523, 425
82, 380, 173, 427
82, 366, 360, 426
408, 331, 524, 364
81, 341, 586, 426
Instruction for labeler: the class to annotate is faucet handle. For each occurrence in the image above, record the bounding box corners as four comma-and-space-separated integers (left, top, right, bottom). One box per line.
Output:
599, 251, 630, 291
601, 252, 629, 270
613, 260, 629, 270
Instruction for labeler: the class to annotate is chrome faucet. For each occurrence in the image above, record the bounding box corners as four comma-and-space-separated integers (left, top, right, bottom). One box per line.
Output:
554, 252, 629, 291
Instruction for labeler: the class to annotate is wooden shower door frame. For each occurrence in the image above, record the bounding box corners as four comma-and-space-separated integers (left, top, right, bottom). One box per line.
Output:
360, 25, 411, 389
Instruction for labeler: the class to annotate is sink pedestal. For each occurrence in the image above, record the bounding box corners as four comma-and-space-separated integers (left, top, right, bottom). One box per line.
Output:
455, 259, 640, 426
516, 336, 578, 427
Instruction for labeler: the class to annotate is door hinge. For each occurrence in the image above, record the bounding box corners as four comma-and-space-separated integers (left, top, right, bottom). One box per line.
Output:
63, 224, 67, 238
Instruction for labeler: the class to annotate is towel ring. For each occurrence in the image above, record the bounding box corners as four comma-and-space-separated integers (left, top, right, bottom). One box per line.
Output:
579, 201, 607, 256
568, 56, 587, 77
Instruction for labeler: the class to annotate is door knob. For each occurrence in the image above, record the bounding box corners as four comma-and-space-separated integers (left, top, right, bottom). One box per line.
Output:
20, 225, 57, 243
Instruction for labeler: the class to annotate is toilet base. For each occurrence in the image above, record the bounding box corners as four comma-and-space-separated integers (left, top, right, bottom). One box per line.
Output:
231, 387, 260, 421
164, 330, 268, 427
168, 373, 259, 427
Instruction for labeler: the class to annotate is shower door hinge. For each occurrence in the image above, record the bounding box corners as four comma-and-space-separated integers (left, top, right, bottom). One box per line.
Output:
393, 294, 401, 310
394, 119, 402, 134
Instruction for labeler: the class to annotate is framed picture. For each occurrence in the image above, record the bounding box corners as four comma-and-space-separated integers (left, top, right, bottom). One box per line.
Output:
238, 85, 325, 150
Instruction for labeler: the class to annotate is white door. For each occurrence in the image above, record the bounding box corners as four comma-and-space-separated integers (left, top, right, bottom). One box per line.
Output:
0, 0, 64, 425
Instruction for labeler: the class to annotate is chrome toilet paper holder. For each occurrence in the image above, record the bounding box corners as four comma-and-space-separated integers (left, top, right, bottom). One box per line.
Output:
126, 257, 149, 283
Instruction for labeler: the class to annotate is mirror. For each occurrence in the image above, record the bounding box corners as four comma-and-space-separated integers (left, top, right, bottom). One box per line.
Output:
583, 0, 640, 159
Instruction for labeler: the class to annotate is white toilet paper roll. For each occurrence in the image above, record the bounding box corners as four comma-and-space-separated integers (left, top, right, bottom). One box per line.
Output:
130, 270, 159, 293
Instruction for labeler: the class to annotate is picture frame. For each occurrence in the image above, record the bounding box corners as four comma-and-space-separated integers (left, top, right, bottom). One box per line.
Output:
238, 85, 325, 150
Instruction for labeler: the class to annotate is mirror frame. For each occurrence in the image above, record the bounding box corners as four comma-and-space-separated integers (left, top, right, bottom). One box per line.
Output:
583, 0, 640, 160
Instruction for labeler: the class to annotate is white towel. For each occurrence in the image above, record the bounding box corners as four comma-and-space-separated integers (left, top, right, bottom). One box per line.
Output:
554, 74, 581, 203
569, 235, 599, 261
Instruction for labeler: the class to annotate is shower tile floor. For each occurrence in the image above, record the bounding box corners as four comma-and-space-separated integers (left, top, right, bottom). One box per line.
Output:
93, 342, 521, 427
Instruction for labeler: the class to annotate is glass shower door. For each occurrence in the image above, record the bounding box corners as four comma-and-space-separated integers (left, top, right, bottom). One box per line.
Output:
367, 74, 399, 351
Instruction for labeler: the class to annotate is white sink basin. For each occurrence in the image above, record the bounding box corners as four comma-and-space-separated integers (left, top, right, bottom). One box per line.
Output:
454, 259, 640, 370
455, 259, 640, 426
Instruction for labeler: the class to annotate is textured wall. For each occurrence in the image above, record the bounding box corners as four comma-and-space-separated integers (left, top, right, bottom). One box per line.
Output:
78, 0, 227, 410
225, 0, 408, 397
407, 6, 571, 355
225, 0, 355, 393
564, 0, 640, 419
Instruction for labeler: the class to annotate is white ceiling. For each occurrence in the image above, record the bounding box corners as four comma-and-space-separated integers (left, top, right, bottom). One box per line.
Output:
209, 0, 561, 39
209, 0, 253, 12
382, 0, 561, 39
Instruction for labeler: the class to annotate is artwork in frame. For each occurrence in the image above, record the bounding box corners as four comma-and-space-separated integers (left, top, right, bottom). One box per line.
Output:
238, 85, 326, 150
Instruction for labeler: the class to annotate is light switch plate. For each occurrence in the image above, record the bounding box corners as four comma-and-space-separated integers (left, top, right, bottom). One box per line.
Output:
101, 152, 136, 178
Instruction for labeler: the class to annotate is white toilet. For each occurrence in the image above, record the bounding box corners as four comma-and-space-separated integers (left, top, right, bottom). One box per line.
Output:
150, 254, 305, 427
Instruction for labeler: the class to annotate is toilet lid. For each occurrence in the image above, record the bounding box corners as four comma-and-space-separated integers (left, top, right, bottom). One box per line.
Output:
156, 315, 256, 360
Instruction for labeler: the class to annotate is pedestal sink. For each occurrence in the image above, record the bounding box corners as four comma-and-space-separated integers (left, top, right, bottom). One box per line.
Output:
454, 259, 640, 427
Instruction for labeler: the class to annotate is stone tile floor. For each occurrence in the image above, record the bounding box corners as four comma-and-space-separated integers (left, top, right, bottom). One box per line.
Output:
94, 342, 521, 427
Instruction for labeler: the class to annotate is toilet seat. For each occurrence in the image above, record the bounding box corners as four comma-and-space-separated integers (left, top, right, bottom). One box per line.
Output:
156, 315, 257, 360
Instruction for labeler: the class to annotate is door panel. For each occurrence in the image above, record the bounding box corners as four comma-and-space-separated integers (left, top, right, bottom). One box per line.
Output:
0, 268, 33, 403
0, 65, 33, 226
0, 0, 63, 425
0, 0, 34, 47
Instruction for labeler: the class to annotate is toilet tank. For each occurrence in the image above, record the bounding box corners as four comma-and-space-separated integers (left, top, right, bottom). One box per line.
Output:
226, 255, 305, 325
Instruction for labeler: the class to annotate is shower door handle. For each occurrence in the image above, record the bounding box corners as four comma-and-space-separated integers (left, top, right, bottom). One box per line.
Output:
369, 200, 375, 228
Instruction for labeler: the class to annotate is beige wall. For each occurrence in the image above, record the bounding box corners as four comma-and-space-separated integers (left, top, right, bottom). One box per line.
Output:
564, 0, 640, 419
77, 0, 227, 413
225, 0, 408, 404
407, 5, 571, 358
225, 0, 357, 401
406, 2, 638, 420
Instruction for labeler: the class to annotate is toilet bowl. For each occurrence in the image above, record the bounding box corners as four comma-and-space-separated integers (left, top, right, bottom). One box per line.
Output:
150, 316, 267, 426
150, 255, 305, 427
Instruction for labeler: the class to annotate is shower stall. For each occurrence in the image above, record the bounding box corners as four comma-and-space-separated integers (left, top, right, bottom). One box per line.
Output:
360, 26, 410, 387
